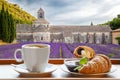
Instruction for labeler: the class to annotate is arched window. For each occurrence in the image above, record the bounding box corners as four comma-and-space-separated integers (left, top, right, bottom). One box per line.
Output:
39, 13, 43, 18
41, 36, 43, 40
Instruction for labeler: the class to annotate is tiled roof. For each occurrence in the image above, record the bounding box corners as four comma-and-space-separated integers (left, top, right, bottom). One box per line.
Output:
16, 24, 112, 34
16, 24, 32, 33
112, 28, 120, 32
33, 18, 49, 24
48, 25, 112, 32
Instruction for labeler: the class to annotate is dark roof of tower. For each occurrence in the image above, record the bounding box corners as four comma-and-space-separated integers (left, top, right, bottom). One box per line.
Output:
37, 8, 44, 13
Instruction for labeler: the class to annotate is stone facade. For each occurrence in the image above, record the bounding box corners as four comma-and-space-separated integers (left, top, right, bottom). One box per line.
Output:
112, 28, 120, 44
16, 8, 112, 44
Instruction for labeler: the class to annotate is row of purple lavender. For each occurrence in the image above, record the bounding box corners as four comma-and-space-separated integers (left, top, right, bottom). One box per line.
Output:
0, 42, 120, 59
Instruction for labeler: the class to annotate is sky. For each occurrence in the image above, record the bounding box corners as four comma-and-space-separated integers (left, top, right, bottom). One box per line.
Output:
8, 0, 120, 25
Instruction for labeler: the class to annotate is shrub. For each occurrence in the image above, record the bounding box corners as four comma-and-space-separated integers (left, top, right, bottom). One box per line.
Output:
116, 37, 120, 44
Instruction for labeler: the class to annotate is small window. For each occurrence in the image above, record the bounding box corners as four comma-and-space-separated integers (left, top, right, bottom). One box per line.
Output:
41, 36, 43, 40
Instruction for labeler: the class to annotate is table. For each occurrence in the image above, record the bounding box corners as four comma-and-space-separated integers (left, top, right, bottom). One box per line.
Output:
0, 59, 120, 80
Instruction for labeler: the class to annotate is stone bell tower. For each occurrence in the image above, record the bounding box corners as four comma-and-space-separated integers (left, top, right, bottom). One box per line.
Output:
32, 8, 50, 42
37, 8, 44, 19
33, 8, 49, 27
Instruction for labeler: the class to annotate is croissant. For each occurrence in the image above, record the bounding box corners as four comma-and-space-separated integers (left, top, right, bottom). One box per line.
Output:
78, 54, 112, 74
74, 46, 95, 59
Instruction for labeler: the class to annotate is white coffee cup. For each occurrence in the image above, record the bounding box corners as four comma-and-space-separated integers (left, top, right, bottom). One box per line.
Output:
14, 44, 50, 72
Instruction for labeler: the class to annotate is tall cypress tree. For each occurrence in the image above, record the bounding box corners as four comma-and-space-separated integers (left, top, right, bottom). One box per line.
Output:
0, 3, 16, 43
9, 14, 16, 43
0, 3, 5, 41
6, 8, 11, 42
3, 8, 9, 42
2, 4, 8, 42
0, 10, 1, 39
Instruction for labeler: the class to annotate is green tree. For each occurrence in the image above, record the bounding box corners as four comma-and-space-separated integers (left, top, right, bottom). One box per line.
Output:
0, 10, 1, 39
0, 3, 5, 41
7, 8, 11, 42
3, 8, 9, 42
116, 37, 120, 44
110, 18, 120, 30
117, 14, 120, 18
0, 3, 16, 43
9, 14, 16, 43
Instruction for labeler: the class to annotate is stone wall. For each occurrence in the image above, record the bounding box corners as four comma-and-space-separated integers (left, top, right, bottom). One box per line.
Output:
112, 31, 120, 44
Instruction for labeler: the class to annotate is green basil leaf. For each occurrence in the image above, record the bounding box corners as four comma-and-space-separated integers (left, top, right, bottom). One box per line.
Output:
79, 57, 88, 65
74, 57, 88, 71
74, 65, 82, 71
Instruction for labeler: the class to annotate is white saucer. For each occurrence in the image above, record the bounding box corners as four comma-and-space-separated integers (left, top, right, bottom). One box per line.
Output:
12, 63, 58, 77
61, 64, 117, 76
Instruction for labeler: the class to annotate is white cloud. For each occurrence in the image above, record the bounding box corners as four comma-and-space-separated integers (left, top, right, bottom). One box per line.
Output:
8, 0, 120, 25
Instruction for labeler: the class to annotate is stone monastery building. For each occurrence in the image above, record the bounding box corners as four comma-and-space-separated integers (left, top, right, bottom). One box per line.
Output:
16, 8, 112, 44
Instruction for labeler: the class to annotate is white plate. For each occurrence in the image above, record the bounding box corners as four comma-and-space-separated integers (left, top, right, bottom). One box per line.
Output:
61, 64, 117, 75
12, 63, 58, 77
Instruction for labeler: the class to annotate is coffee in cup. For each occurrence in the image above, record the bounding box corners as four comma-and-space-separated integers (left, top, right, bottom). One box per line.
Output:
14, 44, 50, 72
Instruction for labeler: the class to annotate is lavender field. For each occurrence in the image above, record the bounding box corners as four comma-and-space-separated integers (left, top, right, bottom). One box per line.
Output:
0, 42, 120, 59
